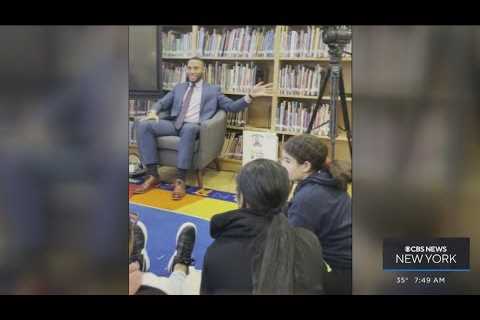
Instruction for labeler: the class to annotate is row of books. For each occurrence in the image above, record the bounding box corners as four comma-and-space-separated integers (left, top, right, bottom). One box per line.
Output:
161, 26, 352, 59
203, 62, 264, 93
275, 101, 330, 137
227, 110, 247, 127
221, 132, 243, 160
161, 62, 187, 89
279, 64, 323, 96
196, 26, 275, 58
279, 26, 329, 58
129, 119, 137, 145
162, 31, 193, 57
162, 62, 264, 93
129, 98, 157, 116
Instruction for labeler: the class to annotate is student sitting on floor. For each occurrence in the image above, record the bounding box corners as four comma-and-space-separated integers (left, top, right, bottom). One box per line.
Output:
128, 213, 198, 295
200, 159, 325, 295
281, 134, 352, 295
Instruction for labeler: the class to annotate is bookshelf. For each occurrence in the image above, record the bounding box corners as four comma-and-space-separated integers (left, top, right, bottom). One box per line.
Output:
159, 25, 352, 171
128, 94, 161, 167
277, 94, 352, 100
163, 57, 275, 61
279, 57, 352, 62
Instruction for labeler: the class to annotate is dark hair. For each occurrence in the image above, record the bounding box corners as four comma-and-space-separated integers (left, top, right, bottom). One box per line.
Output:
236, 158, 290, 213
188, 56, 205, 66
129, 219, 134, 259
283, 134, 351, 191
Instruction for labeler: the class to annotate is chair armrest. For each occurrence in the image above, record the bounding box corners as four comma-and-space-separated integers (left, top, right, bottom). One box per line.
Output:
198, 110, 227, 168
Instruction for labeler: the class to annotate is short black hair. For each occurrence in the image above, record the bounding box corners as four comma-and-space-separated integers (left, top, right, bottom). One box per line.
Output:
236, 159, 290, 212
188, 56, 205, 66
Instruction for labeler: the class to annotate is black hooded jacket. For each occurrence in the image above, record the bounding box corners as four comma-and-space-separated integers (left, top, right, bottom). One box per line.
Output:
200, 207, 325, 295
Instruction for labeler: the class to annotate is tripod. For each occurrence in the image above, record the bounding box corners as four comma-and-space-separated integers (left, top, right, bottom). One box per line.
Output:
307, 44, 352, 160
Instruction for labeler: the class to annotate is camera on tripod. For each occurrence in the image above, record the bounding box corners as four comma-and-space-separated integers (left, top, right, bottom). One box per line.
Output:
306, 25, 352, 160
322, 25, 352, 45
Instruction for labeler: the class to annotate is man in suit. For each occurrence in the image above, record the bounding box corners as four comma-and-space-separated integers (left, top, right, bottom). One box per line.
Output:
134, 57, 272, 199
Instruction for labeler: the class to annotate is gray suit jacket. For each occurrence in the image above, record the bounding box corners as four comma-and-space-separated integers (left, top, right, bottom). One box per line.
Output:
153, 81, 250, 121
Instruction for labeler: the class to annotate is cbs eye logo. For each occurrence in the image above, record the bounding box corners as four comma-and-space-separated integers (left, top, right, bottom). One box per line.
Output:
404, 246, 425, 252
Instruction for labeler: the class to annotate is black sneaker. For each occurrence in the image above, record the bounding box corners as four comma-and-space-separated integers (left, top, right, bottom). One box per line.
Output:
167, 222, 197, 274
130, 220, 150, 272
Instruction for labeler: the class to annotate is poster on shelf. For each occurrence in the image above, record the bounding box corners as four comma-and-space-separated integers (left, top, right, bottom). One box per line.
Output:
242, 130, 278, 166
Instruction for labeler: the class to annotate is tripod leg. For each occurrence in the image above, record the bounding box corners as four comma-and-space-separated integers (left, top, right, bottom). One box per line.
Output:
339, 70, 352, 158
308, 67, 331, 133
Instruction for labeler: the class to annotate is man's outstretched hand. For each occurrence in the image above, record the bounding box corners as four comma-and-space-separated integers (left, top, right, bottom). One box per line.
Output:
250, 82, 273, 98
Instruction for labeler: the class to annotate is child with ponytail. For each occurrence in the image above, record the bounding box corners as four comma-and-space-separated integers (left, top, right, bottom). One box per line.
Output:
281, 134, 352, 294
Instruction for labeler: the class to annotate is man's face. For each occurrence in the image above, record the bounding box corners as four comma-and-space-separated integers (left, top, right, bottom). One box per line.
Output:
187, 59, 204, 82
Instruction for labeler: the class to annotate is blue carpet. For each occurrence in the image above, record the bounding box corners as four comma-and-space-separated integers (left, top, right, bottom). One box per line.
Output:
130, 203, 213, 277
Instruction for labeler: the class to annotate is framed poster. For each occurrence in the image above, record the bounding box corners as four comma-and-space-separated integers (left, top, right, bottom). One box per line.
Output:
242, 130, 278, 166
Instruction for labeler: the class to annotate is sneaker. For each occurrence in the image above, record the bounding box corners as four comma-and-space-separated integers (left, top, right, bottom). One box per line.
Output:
131, 220, 150, 272
167, 222, 197, 274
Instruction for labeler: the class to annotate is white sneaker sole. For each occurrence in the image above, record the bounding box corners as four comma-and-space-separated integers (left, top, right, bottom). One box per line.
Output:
167, 222, 197, 273
136, 220, 150, 272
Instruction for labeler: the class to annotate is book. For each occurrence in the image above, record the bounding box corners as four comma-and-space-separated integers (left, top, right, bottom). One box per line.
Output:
196, 26, 275, 58
129, 97, 157, 117
226, 110, 247, 127
162, 62, 187, 88
280, 25, 332, 58
279, 64, 322, 96
162, 30, 193, 57
275, 101, 330, 136
202, 62, 265, 93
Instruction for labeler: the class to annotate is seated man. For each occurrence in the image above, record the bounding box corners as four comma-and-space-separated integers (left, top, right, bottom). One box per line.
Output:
134, 56, 272, 199
129, 213, 198, 295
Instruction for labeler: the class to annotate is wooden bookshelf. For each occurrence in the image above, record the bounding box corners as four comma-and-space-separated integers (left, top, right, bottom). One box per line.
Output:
200, 57, 274, 61
279, 57, 351, 62
224, 91, 273, 97
160, 25, 352, 166
163, 56, 274, 60
161, 56, 193, 59
277, 94, 352, 101
277, 131, 348, 142
226, 125, 245, 130
217, 157, 242, 172
163, 86, 273, 97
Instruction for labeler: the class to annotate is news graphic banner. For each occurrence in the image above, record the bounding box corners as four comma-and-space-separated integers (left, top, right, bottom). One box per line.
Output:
383, 238, 470, 272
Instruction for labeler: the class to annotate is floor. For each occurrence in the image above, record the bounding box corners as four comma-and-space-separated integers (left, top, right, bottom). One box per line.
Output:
157, 166, 238, 194
135, 167, 352, 294
158, 166, 352, 198
130, 167, 236, 295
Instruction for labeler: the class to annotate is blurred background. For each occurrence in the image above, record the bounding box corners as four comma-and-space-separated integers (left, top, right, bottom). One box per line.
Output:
353, 26, 480, 294
0, 26, 128, 294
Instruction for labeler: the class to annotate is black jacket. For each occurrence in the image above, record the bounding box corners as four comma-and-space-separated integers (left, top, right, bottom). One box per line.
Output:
200, 208, 325, 295
287, 170, 352, 270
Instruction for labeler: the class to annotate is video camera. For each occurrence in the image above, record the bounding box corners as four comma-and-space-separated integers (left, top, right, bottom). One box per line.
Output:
322, 25, 352, 47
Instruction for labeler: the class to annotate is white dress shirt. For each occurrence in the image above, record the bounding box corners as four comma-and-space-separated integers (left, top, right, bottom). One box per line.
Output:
183, 80, 203, 123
